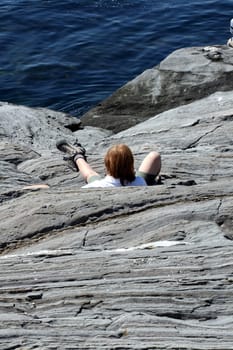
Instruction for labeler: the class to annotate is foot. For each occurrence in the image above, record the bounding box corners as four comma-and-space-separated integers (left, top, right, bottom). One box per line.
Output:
56, 139, 87, 162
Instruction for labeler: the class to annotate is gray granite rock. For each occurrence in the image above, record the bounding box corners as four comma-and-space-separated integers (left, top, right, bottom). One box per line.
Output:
0, 46, 233, 349
81, 45, 233, 132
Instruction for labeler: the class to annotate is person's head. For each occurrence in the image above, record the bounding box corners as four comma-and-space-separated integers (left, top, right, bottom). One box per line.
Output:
104, 144, 135, 185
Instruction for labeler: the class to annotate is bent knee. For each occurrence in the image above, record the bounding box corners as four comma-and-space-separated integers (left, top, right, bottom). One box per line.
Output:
148, 151, 161, 162
148, 151, 161, 174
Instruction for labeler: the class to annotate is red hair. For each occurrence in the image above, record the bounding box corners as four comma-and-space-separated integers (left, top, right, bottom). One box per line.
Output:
104, 144, 136, 185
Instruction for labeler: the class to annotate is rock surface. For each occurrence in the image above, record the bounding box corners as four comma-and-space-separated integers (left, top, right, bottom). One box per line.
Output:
0, 45, 233, 349
82, 45, 233, 132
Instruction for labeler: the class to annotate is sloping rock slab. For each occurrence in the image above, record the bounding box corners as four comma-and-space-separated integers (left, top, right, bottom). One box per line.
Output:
0, 183, 233, 349
1, 54, 233, 348
81, 45, 233, 132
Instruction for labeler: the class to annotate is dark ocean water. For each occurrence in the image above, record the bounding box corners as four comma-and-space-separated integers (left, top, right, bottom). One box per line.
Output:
0, 0, 232, 118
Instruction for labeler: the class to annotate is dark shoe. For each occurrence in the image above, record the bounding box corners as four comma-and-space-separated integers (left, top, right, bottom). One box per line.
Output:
155, 175, 162, 185
56, 139, 87, 161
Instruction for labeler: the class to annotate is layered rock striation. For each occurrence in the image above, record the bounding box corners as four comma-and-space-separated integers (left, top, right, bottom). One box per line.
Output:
0, 45, 233, 349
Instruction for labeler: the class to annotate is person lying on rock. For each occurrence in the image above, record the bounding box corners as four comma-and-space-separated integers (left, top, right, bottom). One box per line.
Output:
227, 18, 233, 48
56, 140, 161, 188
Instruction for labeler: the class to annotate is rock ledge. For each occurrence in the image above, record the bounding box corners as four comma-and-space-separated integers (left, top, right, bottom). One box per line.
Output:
0, 45, 233, 349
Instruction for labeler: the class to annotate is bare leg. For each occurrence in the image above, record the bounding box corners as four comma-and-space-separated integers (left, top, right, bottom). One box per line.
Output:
75, 157, 100, 183
139, 151, 161, 176
138, 151, 161, 185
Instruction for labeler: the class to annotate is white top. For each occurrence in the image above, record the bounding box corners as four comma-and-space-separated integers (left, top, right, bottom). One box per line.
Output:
82, 175, 147, 188
227, 38, 233, 48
